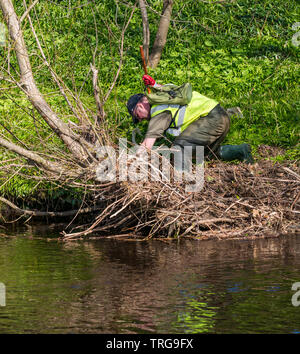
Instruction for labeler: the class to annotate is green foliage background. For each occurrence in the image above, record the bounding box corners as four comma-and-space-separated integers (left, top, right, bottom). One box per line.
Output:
0, 0, 299, 203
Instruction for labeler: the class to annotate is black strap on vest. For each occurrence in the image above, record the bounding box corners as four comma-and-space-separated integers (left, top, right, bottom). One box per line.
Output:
168, 107, 180, 129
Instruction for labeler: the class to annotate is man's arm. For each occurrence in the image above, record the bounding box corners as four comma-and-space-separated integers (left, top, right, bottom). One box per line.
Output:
141, 137, 156, 150
136, 111, 172, 155
135, 138, 156, 156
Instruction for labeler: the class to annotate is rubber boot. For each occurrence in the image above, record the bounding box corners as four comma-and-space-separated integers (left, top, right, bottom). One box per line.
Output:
219, 144, 254, 164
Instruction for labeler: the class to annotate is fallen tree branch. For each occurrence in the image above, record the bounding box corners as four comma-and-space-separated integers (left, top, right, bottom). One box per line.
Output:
282, 166, 300, 181
0, 136, 64, 174
0, 196, 103, 218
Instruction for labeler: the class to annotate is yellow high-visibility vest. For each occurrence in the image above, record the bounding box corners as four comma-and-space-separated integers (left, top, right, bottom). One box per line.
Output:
150, 91, 218, 136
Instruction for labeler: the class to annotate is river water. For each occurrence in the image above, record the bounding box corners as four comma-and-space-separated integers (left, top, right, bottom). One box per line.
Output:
0, 227, 300, 334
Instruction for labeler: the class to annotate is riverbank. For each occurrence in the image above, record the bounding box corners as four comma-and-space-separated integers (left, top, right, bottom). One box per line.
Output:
0, 1, 299, 241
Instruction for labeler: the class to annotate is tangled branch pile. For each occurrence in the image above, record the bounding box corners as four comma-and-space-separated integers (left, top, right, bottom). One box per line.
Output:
62, 158, 300, 241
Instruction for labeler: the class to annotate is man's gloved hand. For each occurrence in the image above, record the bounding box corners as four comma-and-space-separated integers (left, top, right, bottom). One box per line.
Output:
142, 74, 156, 86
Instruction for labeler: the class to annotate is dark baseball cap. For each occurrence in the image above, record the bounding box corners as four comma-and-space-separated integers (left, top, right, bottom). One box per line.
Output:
127, 93, 144, 124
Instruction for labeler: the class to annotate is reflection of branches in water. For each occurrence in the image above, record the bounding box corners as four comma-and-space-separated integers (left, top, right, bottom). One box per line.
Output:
64, 234, 299, 333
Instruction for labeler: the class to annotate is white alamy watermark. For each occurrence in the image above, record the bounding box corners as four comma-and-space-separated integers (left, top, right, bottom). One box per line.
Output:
0, 282, 5, 306
95, 138, 205, 193
291, 282, 300, 307
292, 22, 300, 47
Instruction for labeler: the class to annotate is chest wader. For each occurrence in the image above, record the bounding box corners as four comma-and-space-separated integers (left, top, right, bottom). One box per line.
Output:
151, 94, 254, 168
172, 105, 254, 165
150, 93, 219, 171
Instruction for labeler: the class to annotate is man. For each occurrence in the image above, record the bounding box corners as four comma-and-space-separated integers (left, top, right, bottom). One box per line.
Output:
127, 75, 253, 164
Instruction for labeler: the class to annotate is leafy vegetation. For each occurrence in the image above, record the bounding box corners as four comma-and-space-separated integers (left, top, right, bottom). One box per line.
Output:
0, 0, 299, 203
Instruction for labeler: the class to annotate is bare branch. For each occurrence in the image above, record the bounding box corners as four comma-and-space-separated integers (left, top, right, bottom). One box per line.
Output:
22, 0, 87, 127
0, 196, 103, 218
103, 1, 137, 103
19, 0, 39, 23
0, 135, 63, 174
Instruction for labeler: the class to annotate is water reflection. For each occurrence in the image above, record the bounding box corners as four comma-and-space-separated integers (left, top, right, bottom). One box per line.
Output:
0, 230, 300, 333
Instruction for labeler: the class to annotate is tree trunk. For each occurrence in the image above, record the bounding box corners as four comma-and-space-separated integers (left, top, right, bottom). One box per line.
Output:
149, 0, 173, 68
0, 0, 89, 162
138, 0, 150, 65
